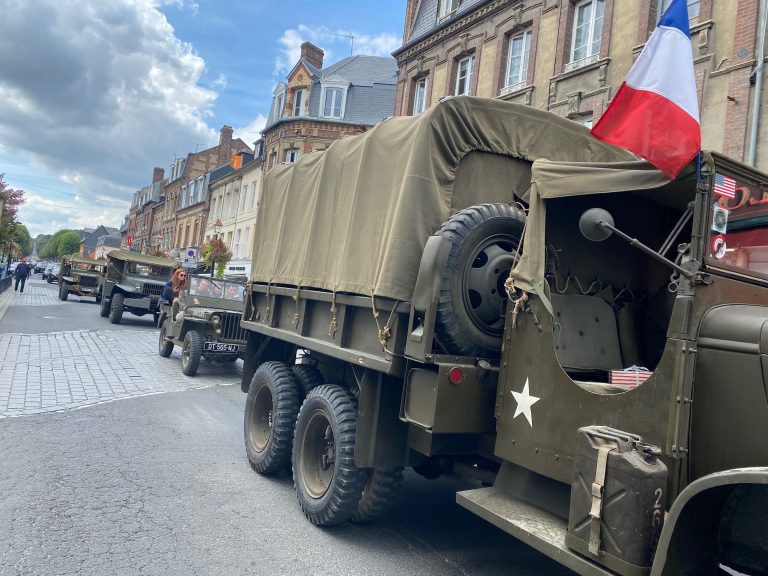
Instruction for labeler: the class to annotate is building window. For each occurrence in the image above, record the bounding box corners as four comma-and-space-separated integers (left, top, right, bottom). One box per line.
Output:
413, 77, 428, 114
657, 0, 699, 21
243, 227, 250, 257
574, 115, 593, 128
249, 182, 257, 210
285, 149, 300, 163
234, 229, 241, 259
567, 0, 605, 72
503, 29, 532, 94
438, 0, 460, 19
323, 88, 344, 118
455, 56, 474, 96
274, 92, 284, 119
293, 89, 305, 116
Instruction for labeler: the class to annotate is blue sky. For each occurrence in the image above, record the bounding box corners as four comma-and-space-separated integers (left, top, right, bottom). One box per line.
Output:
0, 0, 405, 238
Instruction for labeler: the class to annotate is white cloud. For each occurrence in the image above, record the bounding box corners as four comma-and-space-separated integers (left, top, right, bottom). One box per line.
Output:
0, 0, 219, 235
233, 115, 268, 146
212, 73, 228, 89
274, 25, 400, 75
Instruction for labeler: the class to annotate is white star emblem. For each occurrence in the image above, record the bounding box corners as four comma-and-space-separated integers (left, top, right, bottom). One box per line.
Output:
511, 378, 540, 427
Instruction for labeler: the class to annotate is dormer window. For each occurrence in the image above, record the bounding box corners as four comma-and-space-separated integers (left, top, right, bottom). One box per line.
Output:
273, 89, 285, 120
439, 0, 460, 19
321, 87, 344, 118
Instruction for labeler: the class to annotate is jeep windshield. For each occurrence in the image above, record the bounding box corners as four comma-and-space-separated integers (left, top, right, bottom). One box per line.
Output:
189, 276, 245, 300
126, 262, 173, 279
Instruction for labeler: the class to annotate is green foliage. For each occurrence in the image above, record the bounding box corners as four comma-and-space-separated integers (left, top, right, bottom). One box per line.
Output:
35, 233, 52, 256
0, 174, 26, 259
201, 237, 232, 279
39, 229, 82, 259
13, 224, 32, 256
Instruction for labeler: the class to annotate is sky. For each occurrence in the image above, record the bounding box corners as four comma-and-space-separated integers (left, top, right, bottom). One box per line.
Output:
0, 0, 405, 239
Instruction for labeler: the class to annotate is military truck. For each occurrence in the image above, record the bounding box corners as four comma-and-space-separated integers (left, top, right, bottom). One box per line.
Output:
239, 97, 767, 574
98, 250, 177, 325
157, 275, 247, 376
58, 256, 106, 301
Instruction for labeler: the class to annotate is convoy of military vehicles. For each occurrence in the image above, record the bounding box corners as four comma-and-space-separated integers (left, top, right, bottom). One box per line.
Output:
50, 97, 765, 576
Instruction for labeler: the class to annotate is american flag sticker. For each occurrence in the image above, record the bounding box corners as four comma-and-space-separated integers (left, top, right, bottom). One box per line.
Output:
714, 173, 736, 199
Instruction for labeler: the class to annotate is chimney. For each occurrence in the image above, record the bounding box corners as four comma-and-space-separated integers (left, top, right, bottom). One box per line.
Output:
152, 167, 164, 184
300, 42, 324, 69
218, 125, 234, 165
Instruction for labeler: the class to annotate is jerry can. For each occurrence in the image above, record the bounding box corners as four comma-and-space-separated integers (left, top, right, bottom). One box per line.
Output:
565, 426, 668, 576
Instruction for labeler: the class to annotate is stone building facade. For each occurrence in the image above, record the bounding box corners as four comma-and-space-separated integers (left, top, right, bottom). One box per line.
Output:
394, 0, 768, 171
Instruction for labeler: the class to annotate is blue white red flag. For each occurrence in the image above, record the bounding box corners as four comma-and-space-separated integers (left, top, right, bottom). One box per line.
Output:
590, 0, 700, 178
713, 173, 736, 199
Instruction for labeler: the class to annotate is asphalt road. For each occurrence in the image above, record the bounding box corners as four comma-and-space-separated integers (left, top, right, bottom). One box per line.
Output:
0, 280, 576, 576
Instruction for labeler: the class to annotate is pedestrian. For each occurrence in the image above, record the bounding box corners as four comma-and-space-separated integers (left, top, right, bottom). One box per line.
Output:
14, 258, 31, 293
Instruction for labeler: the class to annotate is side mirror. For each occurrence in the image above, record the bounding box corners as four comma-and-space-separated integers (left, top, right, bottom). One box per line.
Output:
579, 208, 615, 242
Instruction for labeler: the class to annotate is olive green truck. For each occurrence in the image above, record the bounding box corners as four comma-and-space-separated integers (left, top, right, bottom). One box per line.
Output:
240, 97, 767, 575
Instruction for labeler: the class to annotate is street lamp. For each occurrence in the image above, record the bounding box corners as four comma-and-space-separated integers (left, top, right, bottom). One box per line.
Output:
211, 218, 223, 277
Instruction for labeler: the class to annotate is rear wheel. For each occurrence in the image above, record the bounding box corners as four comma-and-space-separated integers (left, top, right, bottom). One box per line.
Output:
292, 384, 365, 526
109, 293, 124, 324
99, 294, 110, 317
181, 330, 202, 376
435, 203, 526, 358
158, 321, 174, 358
292, 364, 324, 398
244, 362, 301, 475
350, 467, 404, 524
58, 282, 68, 301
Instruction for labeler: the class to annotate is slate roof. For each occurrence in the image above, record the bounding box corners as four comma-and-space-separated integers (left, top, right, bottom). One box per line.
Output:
265, 55, 397, 129
400, 0, 488, 51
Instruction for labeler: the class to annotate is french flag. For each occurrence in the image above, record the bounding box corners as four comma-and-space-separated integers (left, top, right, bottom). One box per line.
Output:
591, 0, 700, 178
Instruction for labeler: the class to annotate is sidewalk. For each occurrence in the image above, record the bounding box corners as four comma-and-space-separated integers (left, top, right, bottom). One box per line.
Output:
0, 279, 241, 418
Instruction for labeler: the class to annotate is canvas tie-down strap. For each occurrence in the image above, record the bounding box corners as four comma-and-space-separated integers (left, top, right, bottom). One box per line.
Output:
589, 444, 616, 556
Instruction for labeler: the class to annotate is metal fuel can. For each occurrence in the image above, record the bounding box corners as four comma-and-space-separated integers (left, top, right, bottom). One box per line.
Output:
565, 426, 668, 576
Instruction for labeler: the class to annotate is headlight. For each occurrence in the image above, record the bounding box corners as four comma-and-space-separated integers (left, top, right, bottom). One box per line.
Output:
210, 314, 221, 325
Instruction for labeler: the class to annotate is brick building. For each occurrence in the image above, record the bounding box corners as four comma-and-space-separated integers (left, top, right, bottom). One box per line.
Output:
262, 42, 397, 171
394, 0, 768, 171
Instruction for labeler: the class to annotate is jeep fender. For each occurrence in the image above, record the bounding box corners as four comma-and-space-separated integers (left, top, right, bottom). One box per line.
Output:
115, 283, 141, 294
651, 467, 768, 575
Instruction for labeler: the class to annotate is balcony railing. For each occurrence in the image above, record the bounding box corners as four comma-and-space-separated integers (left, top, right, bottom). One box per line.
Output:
564, 53, 599, 73
499, 81, 527, 97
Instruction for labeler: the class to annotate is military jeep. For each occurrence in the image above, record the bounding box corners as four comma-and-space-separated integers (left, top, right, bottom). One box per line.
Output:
157, 275, 247, 376
98, 250, 177, 325
58, 256, 106, 301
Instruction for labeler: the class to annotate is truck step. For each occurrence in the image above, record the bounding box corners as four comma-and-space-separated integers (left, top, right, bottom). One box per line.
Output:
456, 486, 614, 576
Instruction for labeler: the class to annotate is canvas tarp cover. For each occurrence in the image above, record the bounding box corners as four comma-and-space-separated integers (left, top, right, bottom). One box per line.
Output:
107, 250, 179, 267
251, 96, 636, 302
509, 155, 701, 307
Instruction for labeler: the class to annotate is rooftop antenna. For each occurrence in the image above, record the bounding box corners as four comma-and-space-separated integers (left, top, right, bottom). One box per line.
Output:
330, 32, 354, 55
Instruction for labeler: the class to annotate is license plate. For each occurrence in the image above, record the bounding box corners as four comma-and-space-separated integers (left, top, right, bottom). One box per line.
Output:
203, 342, 241, 353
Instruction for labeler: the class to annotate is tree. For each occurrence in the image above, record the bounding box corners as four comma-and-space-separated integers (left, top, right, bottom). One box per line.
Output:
0, 174, 26, 263
201, 237, 232, 278
39, 229, 82, 259
13, 224, 32, 256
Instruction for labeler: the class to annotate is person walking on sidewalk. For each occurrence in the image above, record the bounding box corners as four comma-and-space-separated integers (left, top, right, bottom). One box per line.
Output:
14, 258, 31, 293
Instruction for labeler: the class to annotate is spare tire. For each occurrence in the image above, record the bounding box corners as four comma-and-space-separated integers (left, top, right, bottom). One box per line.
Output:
435, 203, 525, 358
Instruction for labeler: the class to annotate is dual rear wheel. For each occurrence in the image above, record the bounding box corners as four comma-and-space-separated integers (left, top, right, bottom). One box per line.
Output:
243, 361, 403, 526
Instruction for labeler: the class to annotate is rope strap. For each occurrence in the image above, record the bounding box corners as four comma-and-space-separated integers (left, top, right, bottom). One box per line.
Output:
328, 291, 338, 337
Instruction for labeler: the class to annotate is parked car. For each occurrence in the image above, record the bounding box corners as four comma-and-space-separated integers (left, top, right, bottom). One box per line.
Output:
42, 263, 54, 279
34, 261, 47, 274
46, 263, 61, 284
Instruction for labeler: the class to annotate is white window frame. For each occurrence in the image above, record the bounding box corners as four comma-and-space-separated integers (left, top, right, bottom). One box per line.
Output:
240, 184, 247, 212
285, 149, 300, 163
322, 87, 345, 118
249, 182, 257, 210
438, 0, 460, 19
243, 227, 250, 258
413, 77, 428, 115
657, 0, 700, 21
293, 89, 305, 116
234, 229, 241, 259
567, 0, 604, 72
455, 56, 474, 96
273, 90, 285, 120
504, 29, 532, 93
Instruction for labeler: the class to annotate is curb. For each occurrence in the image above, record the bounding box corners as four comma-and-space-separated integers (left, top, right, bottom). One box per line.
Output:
0, 286, 15, 324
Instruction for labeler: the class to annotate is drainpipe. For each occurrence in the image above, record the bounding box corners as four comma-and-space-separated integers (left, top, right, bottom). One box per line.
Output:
747, 0, 768, 166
